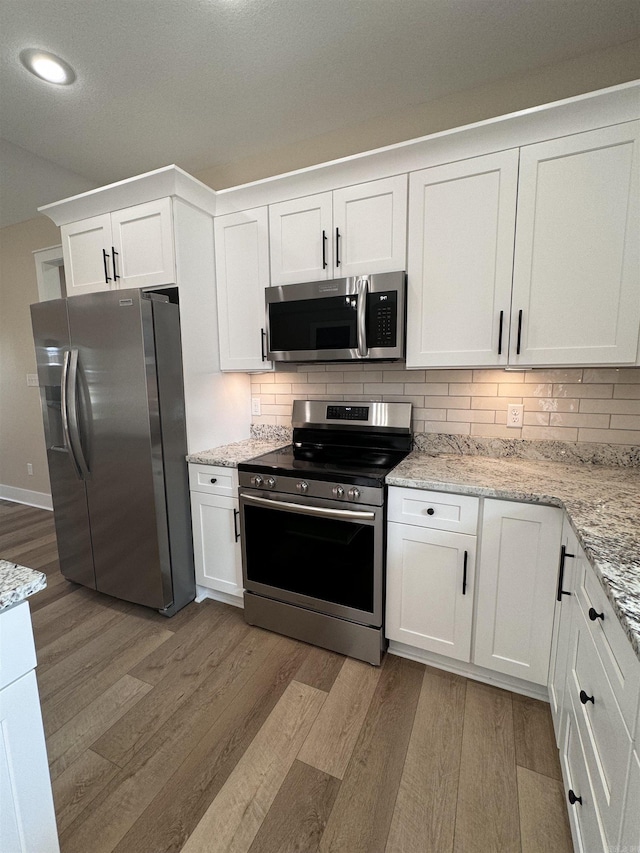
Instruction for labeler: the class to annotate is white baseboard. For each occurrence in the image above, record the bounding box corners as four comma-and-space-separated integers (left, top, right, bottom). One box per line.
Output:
0, 484, 52, 510
388, 640, 550, 702
195, 584, 244, 609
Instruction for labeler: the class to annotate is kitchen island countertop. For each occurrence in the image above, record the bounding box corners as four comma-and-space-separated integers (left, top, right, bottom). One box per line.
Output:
388, 452, 640, 661
0, 560, 47, 611
187, 438, 290, 468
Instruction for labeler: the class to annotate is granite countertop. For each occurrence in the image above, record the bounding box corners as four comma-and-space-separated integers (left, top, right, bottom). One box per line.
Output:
0, 560, 47, 612
187, 437, 290, 467
388, 453, 640, 660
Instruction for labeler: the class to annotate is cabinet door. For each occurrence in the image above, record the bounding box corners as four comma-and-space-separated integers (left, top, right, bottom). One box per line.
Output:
0, 671, 60, 853
511, 121, 640, 366
475, 500, 562, 685
619, 749, 640, 852
191, 491, 242, 598
269, 193, 332, 284
386, 521, 476, 661
406, 150, 518, 368
61, 213, 113, 295
332, 175, 407, 277
215, 207, 272, 371
549, 517, 579, 745
111, 198, 175, 288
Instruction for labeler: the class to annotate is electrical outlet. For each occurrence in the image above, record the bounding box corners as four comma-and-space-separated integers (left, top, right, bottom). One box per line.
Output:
26, 373, 39, 387
27, 463, 33, 476
507, 403, 524, 428
251, 397, 261, 416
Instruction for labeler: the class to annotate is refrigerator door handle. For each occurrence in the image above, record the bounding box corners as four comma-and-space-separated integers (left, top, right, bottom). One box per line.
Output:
66, 348, 91, 479
61, 350, 82, 478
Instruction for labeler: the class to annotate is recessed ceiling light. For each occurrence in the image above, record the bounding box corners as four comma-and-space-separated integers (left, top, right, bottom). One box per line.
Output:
19, 49, 76, 85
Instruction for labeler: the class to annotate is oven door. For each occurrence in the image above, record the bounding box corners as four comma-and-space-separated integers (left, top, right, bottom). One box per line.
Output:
240, 489, 384, 627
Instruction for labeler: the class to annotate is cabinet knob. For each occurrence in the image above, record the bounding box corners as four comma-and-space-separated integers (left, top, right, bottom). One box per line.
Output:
588, 607, 604, 622
568, 790, 582, 806
579, 689, 594, 706
426, 507, 435, 516
210, 478, 217, 484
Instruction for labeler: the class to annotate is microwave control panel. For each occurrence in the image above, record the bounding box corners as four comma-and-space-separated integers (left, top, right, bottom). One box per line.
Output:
367, 291, 398, 347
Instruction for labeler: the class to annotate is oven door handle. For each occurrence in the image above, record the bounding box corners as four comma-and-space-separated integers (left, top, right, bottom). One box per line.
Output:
241, 493, 376, 522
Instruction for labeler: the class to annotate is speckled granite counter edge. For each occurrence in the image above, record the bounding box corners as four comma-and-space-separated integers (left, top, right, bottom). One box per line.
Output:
0, 561, 47, 611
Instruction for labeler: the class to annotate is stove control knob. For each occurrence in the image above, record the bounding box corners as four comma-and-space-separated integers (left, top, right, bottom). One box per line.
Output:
348, 487, 361, 501
252, 475, 263, 488
332, 485, 345, 498
265, 477, 276, 489
296, 481, 309, 494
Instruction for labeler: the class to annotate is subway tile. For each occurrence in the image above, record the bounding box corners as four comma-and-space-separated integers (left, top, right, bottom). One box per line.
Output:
276, 371, 306, 384
425, 369, 474, 382
253, 414, 277, 425
342, 371, 382, 383
524, 411, 550, 426
610, 414, 640, 430
524, 369, 583, 383
412, 419, 425, 433
472, 369, 524, 383
579, 398, 640, 414
404, 383, 449, 395
553, 383, 612, 398
258, 394, 276, 405
525, 397, 579, 413
276, 415, 292, 427
256, 373, 276, 384
397, 395, 425, 408
447, 409, 495, 423
326, 364, 349, 372
583, 368, 640, 383
348, 394, 383, 402
471, 423, 522, 439
413, 408, 447, 421
262, 383, 290, 394
305, 365, 330, 373
320, 372, 343, 383
261, 404, 293, 416
498, 383, 552, 397
549, 413, 610, 429
291, 384, 327, 394
363, 383, 404, 394
578, 428, 640, 445
521, 426, 579, 441
472, 397, 521, 411
419, 395, 471, 409
424, 421, 470, 435
327, 384, 364, 395
384, 370, 426, 383
448, 383, 498, 396
613, 384, 640, 400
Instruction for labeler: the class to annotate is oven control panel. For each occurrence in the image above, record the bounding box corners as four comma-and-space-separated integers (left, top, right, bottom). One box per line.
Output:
239, 472, 383, 507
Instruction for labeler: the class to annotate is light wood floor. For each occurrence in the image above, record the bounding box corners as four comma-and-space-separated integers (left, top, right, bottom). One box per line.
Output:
3, 499, 573, 853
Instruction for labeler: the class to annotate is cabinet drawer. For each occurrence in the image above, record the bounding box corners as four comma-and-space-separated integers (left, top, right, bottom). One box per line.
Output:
387, 487, 478, 534
568, 603, 633, 849
576, 559, 640, 733
188, 464, 238, 497
562, 706, 607, 853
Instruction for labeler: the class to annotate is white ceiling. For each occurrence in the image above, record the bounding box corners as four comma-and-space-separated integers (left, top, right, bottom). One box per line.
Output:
1, 0, 639, 227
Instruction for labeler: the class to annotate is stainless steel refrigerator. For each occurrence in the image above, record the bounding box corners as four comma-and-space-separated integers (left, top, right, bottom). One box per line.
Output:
30, 288, 195, 616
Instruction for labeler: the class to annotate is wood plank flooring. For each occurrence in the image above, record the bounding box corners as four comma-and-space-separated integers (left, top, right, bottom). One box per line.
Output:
2, 499, 573, 853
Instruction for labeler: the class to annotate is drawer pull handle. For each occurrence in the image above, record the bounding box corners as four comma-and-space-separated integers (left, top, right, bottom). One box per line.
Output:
588, 607, 604, 622
579, 689, 594, 706
210, 478, 217, 484
462, 550, 468, 596
426, 507, 435, 516
568, 790, 582, 806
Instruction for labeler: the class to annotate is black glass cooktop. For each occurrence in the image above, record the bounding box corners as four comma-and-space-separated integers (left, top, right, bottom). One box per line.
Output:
238, 444, 410, 487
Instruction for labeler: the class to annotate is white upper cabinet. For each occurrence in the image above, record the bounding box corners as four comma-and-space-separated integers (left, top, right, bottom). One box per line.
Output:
61, 213, 113, 296
214, 207, 272, 371
406, 150, 518, 367
61, 198, 176, 294
511, 121, 640, 366
269, 176, 407, 285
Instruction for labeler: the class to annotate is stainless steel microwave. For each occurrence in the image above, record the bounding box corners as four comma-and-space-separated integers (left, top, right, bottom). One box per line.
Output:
265, 271, 406, 362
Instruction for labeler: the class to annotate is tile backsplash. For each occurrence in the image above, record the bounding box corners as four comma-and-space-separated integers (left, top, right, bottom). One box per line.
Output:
250, 365, 640, 446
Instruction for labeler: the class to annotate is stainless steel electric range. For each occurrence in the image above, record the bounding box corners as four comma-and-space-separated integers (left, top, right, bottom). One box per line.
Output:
238, 400, 412, 665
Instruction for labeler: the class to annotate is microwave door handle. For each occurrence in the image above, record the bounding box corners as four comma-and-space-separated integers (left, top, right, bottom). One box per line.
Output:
357, 277, 369, 358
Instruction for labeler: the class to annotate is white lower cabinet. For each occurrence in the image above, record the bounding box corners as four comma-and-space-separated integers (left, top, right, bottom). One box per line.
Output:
189, 464, 243, 602
475, 499, 563, 686
386, 489, 562, 689
0, 601, 59, 853
386, 522, 476, 661
619, 747, 640, 850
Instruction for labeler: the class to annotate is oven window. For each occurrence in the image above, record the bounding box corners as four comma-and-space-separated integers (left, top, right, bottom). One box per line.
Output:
269, 295, 358, 352
244, 503, 374, 612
